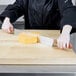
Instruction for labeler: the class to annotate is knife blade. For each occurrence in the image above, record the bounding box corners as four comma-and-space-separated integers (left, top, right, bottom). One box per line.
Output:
39, 36, 57, 47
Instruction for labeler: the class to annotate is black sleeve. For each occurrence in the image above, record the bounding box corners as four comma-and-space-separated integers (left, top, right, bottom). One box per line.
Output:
58, 0, 76, 31
0, 0, 25, 23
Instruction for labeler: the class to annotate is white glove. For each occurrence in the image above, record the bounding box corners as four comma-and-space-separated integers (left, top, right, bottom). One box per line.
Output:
57, 25, 72, 49
1, 17, 14, 34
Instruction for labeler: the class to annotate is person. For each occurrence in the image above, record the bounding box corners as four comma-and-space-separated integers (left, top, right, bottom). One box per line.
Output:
0, 0, 76, 50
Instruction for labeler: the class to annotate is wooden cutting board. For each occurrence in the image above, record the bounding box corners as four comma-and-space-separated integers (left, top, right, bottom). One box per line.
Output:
0, 29, 76, 65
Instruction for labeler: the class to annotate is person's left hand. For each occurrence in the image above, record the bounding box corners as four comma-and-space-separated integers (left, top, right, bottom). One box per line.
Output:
57, 32, 72, 49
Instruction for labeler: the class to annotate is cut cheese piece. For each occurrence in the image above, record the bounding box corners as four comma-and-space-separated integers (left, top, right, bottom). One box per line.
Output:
18, 32, 39, 44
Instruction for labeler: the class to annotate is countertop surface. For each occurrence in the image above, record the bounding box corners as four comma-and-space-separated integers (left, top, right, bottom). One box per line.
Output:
0, 29, 76, 65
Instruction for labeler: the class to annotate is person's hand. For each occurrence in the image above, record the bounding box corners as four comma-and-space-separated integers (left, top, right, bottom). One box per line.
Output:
57, 32, 72, 49
57, 25, 72, 49
1, 17, 14, 34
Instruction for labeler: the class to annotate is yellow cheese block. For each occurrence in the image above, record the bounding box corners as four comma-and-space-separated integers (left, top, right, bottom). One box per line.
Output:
18, 32, 39, 44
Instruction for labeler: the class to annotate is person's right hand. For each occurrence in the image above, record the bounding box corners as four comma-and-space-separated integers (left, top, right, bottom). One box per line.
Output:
1, 17, 14, 34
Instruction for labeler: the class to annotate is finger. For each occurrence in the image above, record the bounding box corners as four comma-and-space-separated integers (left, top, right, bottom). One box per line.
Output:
10, 26, 14, 31
2, 27, 14, 34
57, 40, 63, 49
57, 39, 67, 49
9, 27, 14, 34
2, 25, 10, 33
62, 42, 66, 49
66, 42, 69, 48
69, 43, 73, 49
60, 42, 63, 49
2, 29, 9, 33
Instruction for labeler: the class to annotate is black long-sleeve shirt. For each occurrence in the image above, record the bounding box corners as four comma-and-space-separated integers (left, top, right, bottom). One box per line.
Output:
0, 0, 76, 33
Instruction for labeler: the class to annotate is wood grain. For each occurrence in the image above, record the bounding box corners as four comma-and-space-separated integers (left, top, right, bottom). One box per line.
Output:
0, 29, 76, 65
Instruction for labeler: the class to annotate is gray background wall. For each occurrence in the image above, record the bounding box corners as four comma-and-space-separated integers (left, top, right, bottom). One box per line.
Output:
0, 0, 15, 5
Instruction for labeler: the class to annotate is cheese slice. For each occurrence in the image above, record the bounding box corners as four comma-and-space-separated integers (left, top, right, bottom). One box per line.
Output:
18, 32, 39, 44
